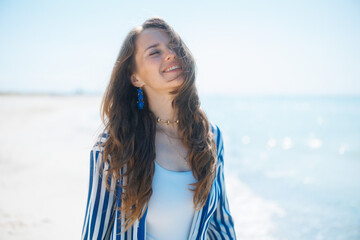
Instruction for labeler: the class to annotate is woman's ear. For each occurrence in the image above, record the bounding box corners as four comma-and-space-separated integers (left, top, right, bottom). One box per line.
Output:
130, 74, 144, 88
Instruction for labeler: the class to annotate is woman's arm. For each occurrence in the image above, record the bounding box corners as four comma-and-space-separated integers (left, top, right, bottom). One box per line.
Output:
81, 136, 116, 240
207, 125, 237, 240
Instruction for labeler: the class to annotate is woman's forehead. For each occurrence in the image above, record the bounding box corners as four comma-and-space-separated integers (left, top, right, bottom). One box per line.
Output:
136, 28, 170, 52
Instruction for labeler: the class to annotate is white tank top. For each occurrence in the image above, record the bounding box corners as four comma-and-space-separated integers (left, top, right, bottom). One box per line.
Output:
146, 161, 196, 240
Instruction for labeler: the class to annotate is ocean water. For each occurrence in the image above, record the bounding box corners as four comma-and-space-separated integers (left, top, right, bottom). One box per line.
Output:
201, 95, 360, 240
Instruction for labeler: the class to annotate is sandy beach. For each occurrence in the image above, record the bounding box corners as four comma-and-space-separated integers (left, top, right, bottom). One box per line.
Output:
0, 94, 284, 239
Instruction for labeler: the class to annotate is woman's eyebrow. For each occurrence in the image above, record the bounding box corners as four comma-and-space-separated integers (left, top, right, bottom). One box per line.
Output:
144, 41, 173, 52
145, 43, 160, 52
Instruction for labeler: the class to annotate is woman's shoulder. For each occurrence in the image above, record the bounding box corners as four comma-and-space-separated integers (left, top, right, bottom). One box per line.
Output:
90, 130, 112, 171
209, 122, 224, 157
92, 129, 110, 152
210, 122, 223, 142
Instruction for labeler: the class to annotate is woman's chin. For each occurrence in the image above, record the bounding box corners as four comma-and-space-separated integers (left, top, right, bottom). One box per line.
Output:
173, 74, 185, 83
171, 77, 185, 89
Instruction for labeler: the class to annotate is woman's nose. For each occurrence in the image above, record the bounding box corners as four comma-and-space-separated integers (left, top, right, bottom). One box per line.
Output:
165, 48, 176, 61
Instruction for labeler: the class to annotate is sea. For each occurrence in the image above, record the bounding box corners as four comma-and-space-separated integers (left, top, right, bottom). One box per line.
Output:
201, 95, 360, 240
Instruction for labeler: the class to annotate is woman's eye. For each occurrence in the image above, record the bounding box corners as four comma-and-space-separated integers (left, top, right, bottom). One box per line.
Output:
149, 51, 160, 56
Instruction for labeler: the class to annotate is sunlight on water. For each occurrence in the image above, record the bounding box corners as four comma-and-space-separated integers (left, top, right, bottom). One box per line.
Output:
338, 144, 348, 155
281, 137, 292, 150
307, 138, 323, 149
267, 138, 277, 148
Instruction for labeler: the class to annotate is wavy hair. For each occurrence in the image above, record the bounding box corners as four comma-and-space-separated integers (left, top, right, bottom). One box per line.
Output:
99, 17, 217, 232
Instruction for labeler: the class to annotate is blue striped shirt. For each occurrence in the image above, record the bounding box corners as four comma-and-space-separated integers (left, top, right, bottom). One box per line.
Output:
81, 124, 237, 239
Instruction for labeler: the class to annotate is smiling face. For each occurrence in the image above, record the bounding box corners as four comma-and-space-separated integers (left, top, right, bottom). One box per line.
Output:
131, 28, 184, 95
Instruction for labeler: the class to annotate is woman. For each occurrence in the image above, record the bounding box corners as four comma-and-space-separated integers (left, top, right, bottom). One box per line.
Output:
81, 17, 236, 240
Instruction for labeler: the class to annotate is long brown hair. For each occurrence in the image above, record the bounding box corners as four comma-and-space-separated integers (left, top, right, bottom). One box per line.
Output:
99, 17, 217, 231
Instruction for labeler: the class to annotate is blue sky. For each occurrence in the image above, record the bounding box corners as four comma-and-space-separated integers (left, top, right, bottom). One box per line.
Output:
0, 0, 359, 95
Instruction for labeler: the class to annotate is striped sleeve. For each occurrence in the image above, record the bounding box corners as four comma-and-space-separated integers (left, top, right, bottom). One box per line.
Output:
207, 125, 237, 240
81, 135, 116, 240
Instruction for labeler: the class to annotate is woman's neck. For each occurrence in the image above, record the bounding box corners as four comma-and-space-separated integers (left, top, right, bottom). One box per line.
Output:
145, 90, 179, 134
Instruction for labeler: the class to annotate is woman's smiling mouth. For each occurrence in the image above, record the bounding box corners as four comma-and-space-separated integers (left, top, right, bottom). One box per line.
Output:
163, 63, 182, 73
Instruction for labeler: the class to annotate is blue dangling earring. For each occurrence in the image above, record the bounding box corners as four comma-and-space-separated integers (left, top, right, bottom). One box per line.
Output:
137, 87, 144, 110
